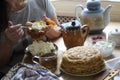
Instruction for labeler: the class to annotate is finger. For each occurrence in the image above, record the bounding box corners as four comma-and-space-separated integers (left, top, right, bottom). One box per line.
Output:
12, 24, 22, 29
17, 29, 24, 38
8, 30, 22, 38
5, 29, 21, 40
5, 24, 23, 41
10, 34, 21, 42
5, 29, 19, 42
8, 24, 22, 33
14, 33, 23, 42
8, 21, 13, 26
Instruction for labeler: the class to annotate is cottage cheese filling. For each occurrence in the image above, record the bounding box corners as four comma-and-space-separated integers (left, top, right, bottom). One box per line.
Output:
27, 40, 56, 56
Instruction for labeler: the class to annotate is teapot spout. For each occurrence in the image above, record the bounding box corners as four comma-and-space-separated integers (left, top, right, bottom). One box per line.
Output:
104, 5, 112, 15
104, 5, 112, 26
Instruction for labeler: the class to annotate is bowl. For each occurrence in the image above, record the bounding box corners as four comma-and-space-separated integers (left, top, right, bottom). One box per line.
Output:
25, 41, 58, 56
24, 41, 59, 73
93, 40, 116, 58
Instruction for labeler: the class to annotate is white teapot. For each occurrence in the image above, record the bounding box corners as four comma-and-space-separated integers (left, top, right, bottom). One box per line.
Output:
75, 0, 112, 34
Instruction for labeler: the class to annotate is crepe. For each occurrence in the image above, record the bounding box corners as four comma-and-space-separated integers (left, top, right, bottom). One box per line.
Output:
25, 16, 57, 40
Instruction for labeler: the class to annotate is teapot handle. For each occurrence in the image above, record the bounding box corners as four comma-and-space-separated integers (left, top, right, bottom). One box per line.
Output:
75, 4, 84, 23
81, 25, 90, 42
32, 56, 40, 64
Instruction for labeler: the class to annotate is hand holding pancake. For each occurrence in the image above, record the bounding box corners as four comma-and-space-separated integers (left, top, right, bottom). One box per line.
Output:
25, 16, 59, 40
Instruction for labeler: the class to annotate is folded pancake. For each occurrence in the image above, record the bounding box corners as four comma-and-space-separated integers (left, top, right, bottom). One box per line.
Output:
25, 16, 57, 40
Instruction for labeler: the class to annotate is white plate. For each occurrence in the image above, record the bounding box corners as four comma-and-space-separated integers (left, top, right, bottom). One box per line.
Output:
61, 66, 106, 76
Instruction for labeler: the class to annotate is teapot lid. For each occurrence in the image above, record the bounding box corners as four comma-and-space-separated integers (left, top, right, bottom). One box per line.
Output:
87, 0, 101, 11
61, 20, 81, 30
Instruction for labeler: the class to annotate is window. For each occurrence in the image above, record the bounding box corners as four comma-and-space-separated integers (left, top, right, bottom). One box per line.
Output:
103, 0, 120, 2
52, 0, 120, 22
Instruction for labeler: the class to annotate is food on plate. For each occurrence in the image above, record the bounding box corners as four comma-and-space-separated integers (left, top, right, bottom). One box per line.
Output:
25, 21, 48, 40
25, 16, 57, 40
26, 21, 47, 31
10, 67, 59, 80
61, 46, 105, 75
42, 16, 57, 28
91, 35, 105, 44
26, 40, 58, 73
27, 40, 57, 56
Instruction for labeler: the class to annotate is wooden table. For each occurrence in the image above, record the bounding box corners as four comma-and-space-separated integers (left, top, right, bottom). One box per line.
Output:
53, 38, 120, 80
23, 22, 120, 80
52, 22, 120, 80
23, 37, 109, 80
23, 38, 119, 80
53, 37, 107, 80
54, 21, 120, 59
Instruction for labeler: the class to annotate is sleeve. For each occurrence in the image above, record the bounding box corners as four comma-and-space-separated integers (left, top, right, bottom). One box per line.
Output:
45, 0, 56, 18
36, 0, 56, 18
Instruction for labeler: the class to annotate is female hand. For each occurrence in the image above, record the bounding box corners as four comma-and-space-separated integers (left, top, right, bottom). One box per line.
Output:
5, 21, 24, 45
46, 27, 61, 40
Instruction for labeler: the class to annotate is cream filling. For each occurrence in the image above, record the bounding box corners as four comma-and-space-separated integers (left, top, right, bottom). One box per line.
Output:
31, 21, 46, 31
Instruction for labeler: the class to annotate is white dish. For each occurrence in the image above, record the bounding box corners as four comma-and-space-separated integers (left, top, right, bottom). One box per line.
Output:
93, 40, 115, 57
61, 66, 106, 76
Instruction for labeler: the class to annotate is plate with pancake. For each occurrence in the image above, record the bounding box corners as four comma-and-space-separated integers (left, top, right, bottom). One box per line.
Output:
60, 46, 106, 76
61, 66, 106, 76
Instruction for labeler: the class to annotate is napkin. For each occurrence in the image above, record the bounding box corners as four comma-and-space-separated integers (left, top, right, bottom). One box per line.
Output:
106, 57, 120, 80
55, 50, 63, 75
10, 67, 59, 80
106, 57, 120, 69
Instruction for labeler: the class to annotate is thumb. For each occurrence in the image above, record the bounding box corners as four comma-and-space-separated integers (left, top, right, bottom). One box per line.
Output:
42, 15, 48, 20
8, 21, 13, 27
